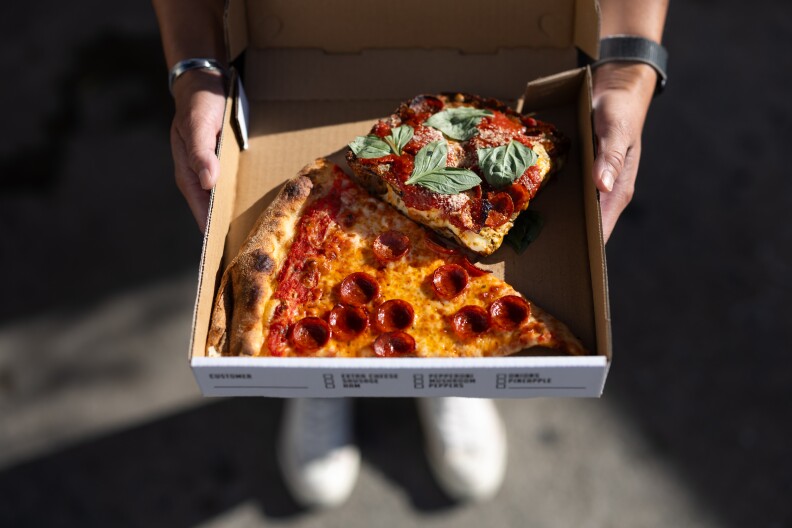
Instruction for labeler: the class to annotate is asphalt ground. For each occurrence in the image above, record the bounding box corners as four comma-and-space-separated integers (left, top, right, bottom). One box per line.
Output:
1, 1, 791, 527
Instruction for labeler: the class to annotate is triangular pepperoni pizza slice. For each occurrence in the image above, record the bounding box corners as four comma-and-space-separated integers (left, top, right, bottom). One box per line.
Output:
207, 159, 586, 358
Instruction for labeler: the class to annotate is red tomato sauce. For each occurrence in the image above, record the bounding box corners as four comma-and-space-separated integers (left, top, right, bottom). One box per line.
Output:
266, 176, 344, 355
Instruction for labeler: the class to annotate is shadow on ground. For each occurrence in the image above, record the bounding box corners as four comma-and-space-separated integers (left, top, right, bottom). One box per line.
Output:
0, 399, 455, 528
0, 30, 198, 326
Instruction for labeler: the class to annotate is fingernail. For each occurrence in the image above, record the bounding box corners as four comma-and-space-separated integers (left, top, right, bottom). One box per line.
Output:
601, 169, 614, 192
199, 168, 212, 189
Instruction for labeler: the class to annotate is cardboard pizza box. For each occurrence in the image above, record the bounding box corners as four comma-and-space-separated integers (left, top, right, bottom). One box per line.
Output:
189, 0, 611, 398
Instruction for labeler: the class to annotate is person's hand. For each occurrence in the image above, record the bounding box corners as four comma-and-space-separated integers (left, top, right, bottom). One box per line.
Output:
592, 62, 658, 243
170, 69, 226, 232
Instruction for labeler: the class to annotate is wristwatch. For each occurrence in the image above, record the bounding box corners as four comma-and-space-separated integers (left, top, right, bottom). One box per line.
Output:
593, 35, 668, 96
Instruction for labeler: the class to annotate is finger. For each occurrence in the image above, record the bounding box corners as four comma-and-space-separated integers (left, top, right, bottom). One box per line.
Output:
178, 104, 223, 191
599, 143, 640, 243
593, 114, 632, 194
171, 124, 211, 232
170, 72, 227, 190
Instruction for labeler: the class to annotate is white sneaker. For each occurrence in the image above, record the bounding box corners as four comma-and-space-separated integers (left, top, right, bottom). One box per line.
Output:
417, 397, 507, 502
278, 398, 360, 508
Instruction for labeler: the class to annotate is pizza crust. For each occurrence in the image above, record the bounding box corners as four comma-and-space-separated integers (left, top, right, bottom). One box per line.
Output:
523, 304, 586, 357
206, 159, 335, 356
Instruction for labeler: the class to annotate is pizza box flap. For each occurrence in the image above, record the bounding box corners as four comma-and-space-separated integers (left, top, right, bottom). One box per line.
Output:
225, 0, 599, 66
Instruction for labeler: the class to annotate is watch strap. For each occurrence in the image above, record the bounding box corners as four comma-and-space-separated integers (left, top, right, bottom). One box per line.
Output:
594, 35, 668, 95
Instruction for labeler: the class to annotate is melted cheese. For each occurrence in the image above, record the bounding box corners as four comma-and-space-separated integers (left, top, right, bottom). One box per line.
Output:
265, 181, 554, 358
384, 185, 494, 254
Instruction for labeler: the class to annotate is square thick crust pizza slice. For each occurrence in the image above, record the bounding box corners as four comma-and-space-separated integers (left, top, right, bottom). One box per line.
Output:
346, 93, 569, 256
207, 159, 586, 358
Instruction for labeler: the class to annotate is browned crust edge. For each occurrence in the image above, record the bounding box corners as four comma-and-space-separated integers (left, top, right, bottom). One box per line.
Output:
206, 159, 335, 357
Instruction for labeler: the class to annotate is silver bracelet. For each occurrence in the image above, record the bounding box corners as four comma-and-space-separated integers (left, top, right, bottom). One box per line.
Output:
168, 58, 228, 96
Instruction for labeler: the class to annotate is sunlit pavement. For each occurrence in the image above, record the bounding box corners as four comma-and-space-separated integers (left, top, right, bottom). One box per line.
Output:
1, 1, 791, 527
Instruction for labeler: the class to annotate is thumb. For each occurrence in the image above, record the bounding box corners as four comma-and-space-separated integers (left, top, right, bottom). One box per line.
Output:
184, 114, 222, 190
593, 120, 631, 193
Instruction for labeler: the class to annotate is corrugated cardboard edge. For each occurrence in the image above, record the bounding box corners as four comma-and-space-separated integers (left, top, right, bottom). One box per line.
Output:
520, 67, 611, 363
188, 73, 241, 362
578, 67, 612, 362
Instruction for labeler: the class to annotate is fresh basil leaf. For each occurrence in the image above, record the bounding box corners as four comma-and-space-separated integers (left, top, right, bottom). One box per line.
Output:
477, 140, 538, 188
385, 125, 414, 156
405, 141, 481, 194
505, 210, 544, 254
408, 140, 448, 179
351, 126, 414, 158
349, 135, 392, 158
406, 167, 481, 194
424, 107, 493, 140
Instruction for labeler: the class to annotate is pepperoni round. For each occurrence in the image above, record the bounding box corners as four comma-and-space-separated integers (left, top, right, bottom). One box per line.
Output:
505, 182, 531, 211
451, 306, 491, 339
328, 305, 369, 341
488, 192, 515, 217
484, 210, 509, 228
373, 230, 411, 262
374, 299, 415, 332
431, 264, 469, 300
522, 116, 538, 128
289, 317, 331, 351
424, 233, 459, 256
489, 295, 531, 330
483, 192, 514, 228
458, 256, 492, 278
373, 331, 416, 357
339, 272, 380, 306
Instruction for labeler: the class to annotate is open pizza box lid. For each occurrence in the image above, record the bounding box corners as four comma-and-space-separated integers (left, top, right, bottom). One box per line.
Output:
189, 0, 611, 398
